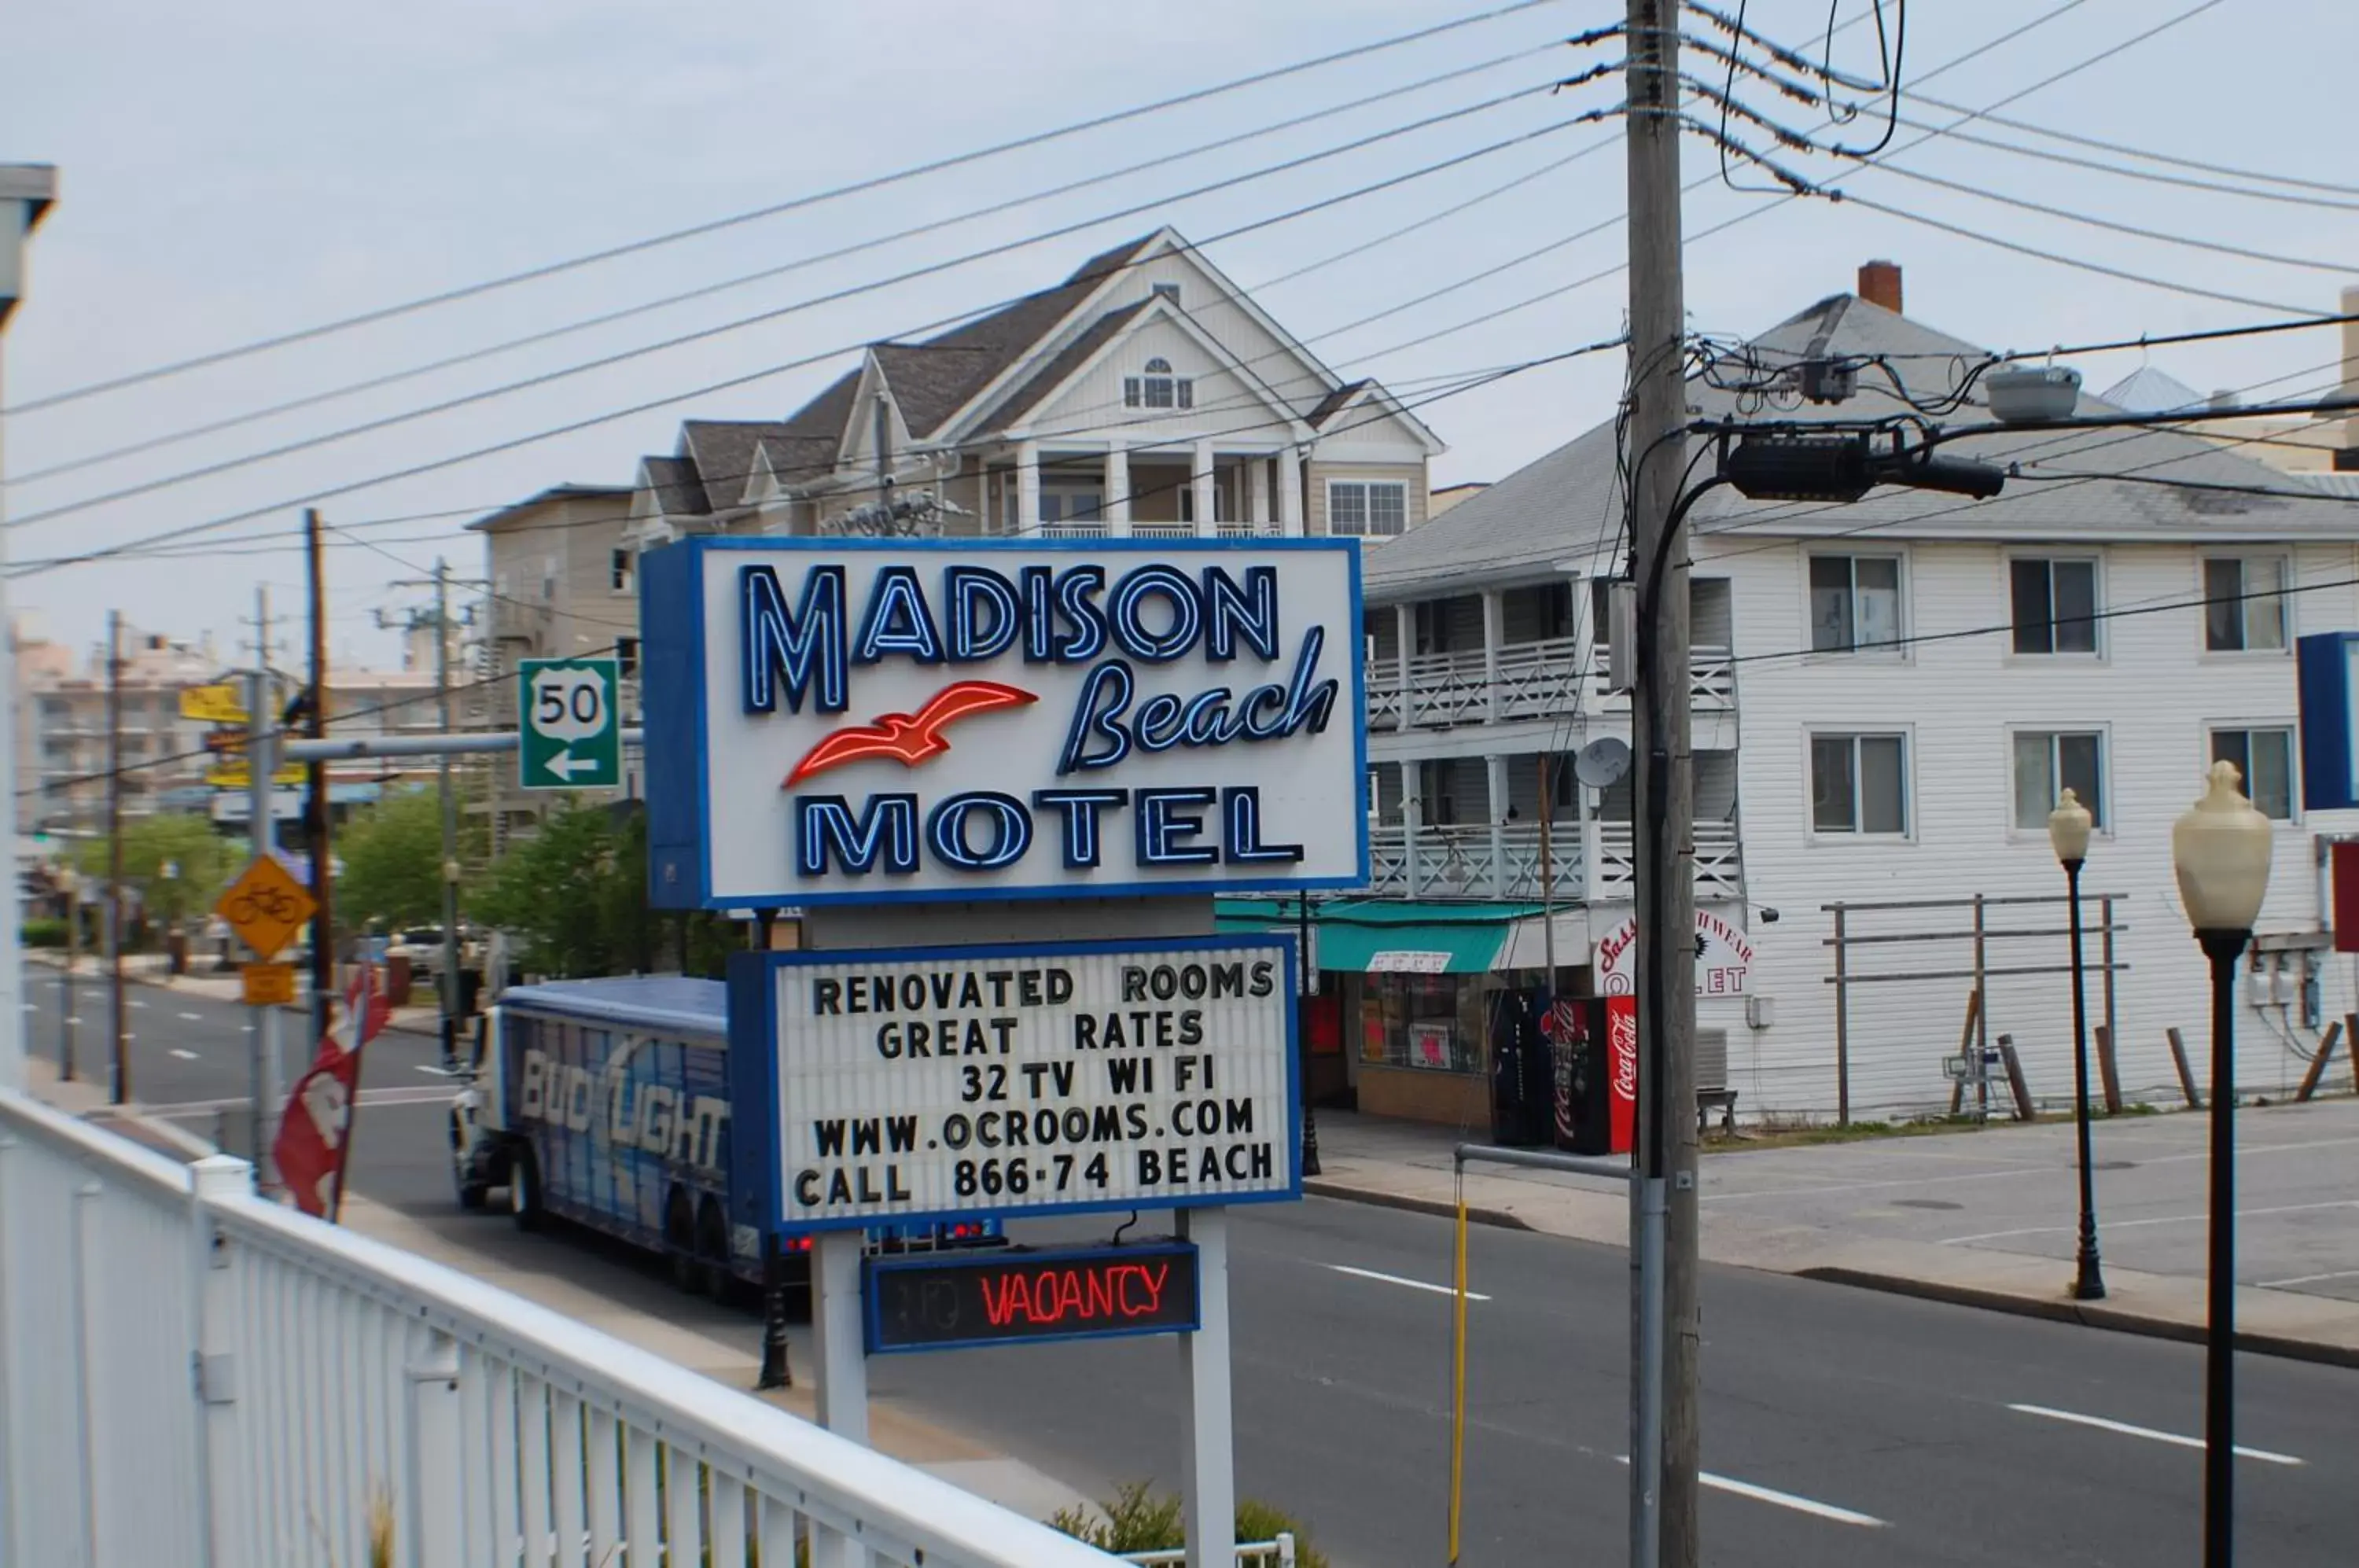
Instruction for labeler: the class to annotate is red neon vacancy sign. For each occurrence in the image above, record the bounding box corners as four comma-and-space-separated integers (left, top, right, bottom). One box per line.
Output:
863, 1242, 1200, 1353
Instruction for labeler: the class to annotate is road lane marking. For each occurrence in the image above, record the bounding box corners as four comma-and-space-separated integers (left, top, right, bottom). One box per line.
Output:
2008, 1404, 2303, 1465
2260, 1268, 2359, 1288
177, 1011, 204, 1021
128, 999, 146, 1009
1946, 1200, 2359, 1246
1613, 1457, 1884, 1526
1324, 1264, 1492, 1301
144, 1085, 455, 1117
169, 1049, 200, 1061
416, 1064, 462, 1077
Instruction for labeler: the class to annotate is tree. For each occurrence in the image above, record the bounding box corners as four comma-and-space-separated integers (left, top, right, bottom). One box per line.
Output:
337, 786, 481, 931
72, 812, 235, 929
472, 801, 627, 977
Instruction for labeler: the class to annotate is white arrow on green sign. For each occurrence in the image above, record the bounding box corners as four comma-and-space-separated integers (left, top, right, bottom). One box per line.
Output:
519, 657, 621, 791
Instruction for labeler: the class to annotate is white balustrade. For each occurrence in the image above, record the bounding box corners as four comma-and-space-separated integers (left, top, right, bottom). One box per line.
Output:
0, 1088, 1118, 1568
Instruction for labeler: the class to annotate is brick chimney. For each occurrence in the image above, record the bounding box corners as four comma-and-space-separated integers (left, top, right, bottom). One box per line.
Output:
1857, 259, 1903, 315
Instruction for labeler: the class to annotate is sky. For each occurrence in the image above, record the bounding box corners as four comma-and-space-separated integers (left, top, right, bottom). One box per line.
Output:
3, 0, 2353, 675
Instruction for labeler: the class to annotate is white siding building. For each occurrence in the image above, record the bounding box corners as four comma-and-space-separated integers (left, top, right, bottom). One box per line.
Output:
1356, 266, 2359, 1125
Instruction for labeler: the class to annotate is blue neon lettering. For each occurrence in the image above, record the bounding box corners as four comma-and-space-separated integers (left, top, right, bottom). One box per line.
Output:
1223, 786, 1304, 863
1032, 790, 1128, 869
1052, 567, 1109, 661
944, 567, 1020, 662
926, 793, 1032, 870
1018, 566, 1057, 662
1109, 565, 1202, 663
795, 794, 920, 875
1180, 689, 1233, 745
1058, 659, 1135, 774
1274, 626, 1340, 734
741, 565, 848, 715
1133, 694, 1186, 752
1202, 566, 1279, 662
853, 566, 944, 664
1238, 683, 1289, 738
1136, 789, 1218, 867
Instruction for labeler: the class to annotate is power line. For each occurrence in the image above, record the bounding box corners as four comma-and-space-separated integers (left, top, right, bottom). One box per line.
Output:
6, 79, 1575, 532
5, 40, 1571, 491
2, 0, 1570, 417
1875, 111, 2359, 214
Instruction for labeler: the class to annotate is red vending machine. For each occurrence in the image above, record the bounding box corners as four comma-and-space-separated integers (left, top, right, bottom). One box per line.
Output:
1548, 996, 1637, 1156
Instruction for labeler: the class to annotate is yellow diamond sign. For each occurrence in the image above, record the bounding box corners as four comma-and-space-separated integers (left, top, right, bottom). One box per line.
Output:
214, 855, 318, 962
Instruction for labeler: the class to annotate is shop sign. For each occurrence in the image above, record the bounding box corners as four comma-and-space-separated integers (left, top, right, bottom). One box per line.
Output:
1594, 909, 1754, 996
729, 936, 1300, 1232
640, 538, 1366, 908
864, 1242, 1200, 1353
1367, 950, 1452, 974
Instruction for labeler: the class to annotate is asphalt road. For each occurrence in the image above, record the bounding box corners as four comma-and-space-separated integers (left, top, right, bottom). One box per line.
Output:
35, 981, 2359, 1568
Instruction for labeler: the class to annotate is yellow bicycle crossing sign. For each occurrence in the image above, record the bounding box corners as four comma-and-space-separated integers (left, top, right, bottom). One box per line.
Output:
214, 855, 318, 961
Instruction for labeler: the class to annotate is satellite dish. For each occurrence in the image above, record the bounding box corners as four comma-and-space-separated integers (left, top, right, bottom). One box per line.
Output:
1573, 737, 1632, 789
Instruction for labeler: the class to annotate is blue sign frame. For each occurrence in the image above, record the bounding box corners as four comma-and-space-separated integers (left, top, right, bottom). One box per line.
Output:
725, 933, 1303, 1236
641, 536, 1370, 911
862, 1241, 1202, 1355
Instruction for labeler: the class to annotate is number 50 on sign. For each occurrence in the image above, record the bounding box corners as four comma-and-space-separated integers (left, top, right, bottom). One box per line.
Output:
519, 657, 621, 791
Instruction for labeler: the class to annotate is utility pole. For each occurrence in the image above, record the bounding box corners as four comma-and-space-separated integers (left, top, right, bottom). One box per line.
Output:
248, 587, 283, 1182
1624, 2, 1699, 1566
0, 164, 57, 1094
105, 609, 128, 1105
304, 507, 335, 1042
435, 559, 461, 1069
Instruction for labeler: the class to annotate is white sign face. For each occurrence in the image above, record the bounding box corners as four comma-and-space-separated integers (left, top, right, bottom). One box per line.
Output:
1594, 908, 1755, 997
641, 539, 1367, 908
745, 939, 1299, 1229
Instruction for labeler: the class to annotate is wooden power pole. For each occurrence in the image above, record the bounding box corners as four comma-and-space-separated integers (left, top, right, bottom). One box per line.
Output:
1625, 2, 1699, 1565
304, 507, 335, 1040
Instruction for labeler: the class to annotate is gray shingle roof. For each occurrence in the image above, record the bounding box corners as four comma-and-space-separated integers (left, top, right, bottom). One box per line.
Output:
1367, 293, 2359, 599
970, 300, 1154, 434
872, 344, 1006, 437
682, 421, 797, 511
1308, 379, 1371, 427
640, 455, 710, 517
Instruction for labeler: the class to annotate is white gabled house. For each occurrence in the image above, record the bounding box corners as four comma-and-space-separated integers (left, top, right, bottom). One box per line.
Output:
624, 227, 1444, 549
1348, 262, 2359, 1126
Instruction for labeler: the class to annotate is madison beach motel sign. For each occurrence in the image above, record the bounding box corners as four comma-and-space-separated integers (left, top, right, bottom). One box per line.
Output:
639, 537, 1367, 908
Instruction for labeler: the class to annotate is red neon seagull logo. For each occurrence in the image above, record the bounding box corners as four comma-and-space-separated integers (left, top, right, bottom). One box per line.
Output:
784, 679, 1037, 787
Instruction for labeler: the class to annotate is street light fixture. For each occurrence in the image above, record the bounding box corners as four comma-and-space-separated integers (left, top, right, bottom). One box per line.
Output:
2047, 790, 2106, 1302
2171, 759, 2274, 1568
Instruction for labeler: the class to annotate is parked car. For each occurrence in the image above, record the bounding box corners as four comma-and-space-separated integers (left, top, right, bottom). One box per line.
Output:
385, 927, 447, 982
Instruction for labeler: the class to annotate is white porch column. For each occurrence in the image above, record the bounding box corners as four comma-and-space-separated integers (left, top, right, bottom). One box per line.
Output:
1481, 588, 1504, 723
1400, 760, 1424, 898
1191, 440, 1217, 536
1105, 445, 1132, 537
1393, 602, 1415, 711
1486, 753, 1509, 900
1278, 447, 1305, 536
1016, 440, 1041, 535
1249, 456, 1272, 533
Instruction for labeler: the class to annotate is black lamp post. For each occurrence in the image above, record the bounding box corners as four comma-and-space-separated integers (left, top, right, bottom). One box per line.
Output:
2047, 788, 2106, 1302
2172, 760, 2274, 1568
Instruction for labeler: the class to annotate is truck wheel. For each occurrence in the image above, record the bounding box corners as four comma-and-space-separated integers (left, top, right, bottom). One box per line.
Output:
664, 1188, 700, 1294
507, 1143, 545, 1232
450, 1110, 488, 1211
696, 1197, 734, 1301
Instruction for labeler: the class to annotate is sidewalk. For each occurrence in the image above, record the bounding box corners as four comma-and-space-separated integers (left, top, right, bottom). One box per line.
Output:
27, 948, 446, 1039
1305, 1100, 2359, 1367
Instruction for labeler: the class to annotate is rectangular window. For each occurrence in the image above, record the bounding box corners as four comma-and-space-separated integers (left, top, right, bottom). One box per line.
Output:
1328, 480, 1408, 538
2011, 558, 2098, 654
1809, 734, 1908, 835
2204, 555, 2289, 651
2013, 731, 2106, 830
616, 637, 640, 680
2210, 727, 2295, 820
1808, 554, 1902, 652
609, 548, 634, 594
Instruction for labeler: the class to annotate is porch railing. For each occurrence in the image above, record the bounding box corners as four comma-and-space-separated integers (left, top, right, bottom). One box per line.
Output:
0, 1088, 1117, 1568
1365, 819, 1743, 902
1360, 639, 1736, 731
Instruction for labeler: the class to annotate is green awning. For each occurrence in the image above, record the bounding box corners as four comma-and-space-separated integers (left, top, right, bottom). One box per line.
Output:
1214, 897, 1539, 975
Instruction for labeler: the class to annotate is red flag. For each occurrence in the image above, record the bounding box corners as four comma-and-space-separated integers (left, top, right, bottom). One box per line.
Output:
272, 964, 390, 1219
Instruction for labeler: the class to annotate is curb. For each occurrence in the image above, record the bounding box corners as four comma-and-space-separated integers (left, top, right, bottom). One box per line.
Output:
33, 955, 450, 1042
1303, 1178, 1533, 1232
1795, 1265, 2359, 1371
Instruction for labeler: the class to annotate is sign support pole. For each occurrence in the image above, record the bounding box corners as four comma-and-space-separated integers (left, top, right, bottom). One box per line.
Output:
811, 1228, 870, 1568
245, 609, 282, 1185
1177, 1205, 1235, 1568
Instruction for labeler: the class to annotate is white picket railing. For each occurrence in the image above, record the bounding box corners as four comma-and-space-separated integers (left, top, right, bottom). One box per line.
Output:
0, 1087, 1120, 1568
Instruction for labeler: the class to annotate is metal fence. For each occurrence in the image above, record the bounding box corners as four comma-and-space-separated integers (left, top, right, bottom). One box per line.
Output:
0, 1085, 1118, 1568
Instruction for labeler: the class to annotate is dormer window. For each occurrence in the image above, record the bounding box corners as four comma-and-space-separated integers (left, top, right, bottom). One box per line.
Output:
1124, 357, 1194, 410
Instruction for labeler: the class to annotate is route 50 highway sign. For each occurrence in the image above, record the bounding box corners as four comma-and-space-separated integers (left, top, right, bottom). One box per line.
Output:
519, 657, 620, 791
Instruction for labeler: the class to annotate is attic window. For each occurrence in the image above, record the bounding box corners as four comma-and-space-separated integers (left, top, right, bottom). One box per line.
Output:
1124, 357, 1194, 411
1152, 282, 1183, 305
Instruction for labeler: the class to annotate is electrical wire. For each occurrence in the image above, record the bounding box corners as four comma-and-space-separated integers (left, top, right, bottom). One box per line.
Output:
2, 0, 1572, 417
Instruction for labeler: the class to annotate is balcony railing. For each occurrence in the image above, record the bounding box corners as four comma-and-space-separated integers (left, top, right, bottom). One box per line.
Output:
1362, 639, 1735, 732
1367, 819, 1742, 902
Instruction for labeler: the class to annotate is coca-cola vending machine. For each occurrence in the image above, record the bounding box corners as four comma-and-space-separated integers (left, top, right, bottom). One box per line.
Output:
1547, 996, 1637, 1156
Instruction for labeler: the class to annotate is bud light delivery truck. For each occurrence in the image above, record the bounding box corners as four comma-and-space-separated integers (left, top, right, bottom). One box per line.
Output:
448, 975, 993, 1294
